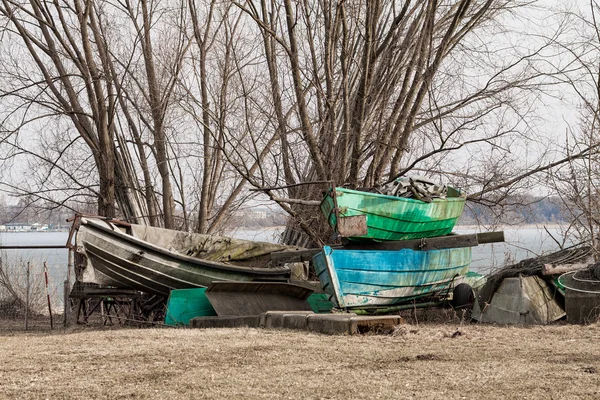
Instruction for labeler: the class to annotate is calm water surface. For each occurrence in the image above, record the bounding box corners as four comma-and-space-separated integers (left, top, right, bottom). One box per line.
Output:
454, 226, 574, 274
0, 231, 70, 307
0, 226, 574, 295
229, 225, 574, 274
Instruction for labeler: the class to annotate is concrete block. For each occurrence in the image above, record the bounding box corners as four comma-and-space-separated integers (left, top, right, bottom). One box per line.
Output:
259, 311, 314, 329
281, 313, 312, 330
306, 314, 354, 335
478, 276, 565, 325
190, 315, 260, 329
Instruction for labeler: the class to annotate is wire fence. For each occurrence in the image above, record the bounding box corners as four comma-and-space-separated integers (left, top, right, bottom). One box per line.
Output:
0, 245, 72, 331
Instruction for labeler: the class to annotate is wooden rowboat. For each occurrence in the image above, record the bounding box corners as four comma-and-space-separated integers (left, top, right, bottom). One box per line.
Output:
312, 245, 472, 310
320, 187, 466, 241
73, 217, 294, 296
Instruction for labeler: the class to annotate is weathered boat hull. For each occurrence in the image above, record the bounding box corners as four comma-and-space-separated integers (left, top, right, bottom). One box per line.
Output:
320, 187, 466, 241
313, 246, 471, 309
75, 218, 292, 296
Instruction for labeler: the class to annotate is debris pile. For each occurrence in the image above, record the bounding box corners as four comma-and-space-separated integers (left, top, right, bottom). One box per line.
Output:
473, 245, 600, 325
376, 175, 448, 202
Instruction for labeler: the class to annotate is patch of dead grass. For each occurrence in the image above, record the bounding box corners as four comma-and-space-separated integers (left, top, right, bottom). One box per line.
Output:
0, 321, 599, 399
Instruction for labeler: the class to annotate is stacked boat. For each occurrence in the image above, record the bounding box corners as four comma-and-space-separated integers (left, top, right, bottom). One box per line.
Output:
313, 176, 484, 312
70, 176, 497, 320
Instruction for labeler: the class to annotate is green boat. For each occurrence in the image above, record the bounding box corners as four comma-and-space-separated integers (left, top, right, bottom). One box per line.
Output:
321, 186, 466, 241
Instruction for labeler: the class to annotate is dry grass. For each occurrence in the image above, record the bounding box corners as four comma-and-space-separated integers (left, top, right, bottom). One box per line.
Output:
1, 321, 599, 399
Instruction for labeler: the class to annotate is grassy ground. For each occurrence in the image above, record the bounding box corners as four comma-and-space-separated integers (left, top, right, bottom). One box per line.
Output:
0, 317, 599, 399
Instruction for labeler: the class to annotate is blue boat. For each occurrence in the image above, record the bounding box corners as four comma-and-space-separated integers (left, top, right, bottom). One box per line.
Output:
313, 246, 472, 310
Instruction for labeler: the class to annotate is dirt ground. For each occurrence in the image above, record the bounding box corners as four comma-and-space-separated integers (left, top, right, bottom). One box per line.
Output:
0, 316, 599, 400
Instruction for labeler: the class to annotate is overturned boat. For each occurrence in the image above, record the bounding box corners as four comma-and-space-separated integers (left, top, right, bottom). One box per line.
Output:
312, 245, 472, 310
73, 217, 295, 296
321, 177, 466, 241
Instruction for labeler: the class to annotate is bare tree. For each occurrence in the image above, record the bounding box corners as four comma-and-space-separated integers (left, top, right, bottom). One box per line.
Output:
1, 0, 595, 249
227, 0, 564, 245
538, 1, 600, 253
0, 0, 191, 227
0, 0, 121, 217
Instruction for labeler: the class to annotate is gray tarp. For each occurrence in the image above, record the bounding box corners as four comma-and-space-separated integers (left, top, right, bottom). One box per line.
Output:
472, 275, 565, 325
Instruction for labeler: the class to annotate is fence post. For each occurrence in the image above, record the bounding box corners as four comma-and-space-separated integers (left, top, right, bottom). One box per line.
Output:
44, 262, 53, 330
63, 280, 68, 328
25, 262, 29, 331
64, 248, 73, 328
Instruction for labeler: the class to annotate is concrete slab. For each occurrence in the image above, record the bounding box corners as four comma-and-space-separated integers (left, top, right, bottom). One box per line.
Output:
306, 314, 352, 335
259, 311, 314, 329
190, 312, 402, 335
190, 315, 260, 329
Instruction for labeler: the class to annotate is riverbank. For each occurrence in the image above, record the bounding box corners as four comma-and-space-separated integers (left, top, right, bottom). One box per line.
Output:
0, 321, 598, 399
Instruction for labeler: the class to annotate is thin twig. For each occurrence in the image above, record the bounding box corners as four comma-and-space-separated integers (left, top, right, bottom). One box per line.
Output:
249, 180, 333, 192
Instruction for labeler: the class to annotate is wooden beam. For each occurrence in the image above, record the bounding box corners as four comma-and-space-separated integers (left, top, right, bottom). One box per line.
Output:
340, 234, 479, 251
269, 231, 505, 262
476, 231, 505, 244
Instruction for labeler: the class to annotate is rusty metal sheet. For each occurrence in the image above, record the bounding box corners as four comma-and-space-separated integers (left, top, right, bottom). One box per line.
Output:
205, 282, 313, 316
337, 215, 368, 237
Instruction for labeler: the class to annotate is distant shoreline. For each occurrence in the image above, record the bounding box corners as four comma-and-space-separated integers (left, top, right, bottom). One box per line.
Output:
455, 223, 567, 230
0, 229, 69, 233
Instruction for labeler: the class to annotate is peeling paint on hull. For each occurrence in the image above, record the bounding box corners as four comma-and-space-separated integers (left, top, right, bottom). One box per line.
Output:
313, 246, 471, 309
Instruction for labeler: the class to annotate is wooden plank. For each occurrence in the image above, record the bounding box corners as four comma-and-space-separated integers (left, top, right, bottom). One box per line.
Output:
341, 234, 479, 251
476, 231, 505, 244
82, 287, 140, 297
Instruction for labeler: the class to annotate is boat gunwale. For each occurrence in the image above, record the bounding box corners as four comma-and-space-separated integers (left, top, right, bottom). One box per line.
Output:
320, 186, 466, 208
319, 187, 466, 241
79, 218, 291, 276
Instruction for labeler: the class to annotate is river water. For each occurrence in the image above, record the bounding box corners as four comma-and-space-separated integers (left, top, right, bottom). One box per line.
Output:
228, 225, 574, 275
454, 225, 575, 274
0, 225, 574, 300
0, 231, 70, 308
